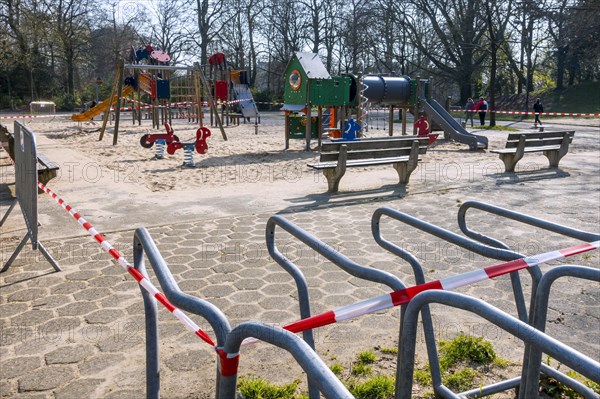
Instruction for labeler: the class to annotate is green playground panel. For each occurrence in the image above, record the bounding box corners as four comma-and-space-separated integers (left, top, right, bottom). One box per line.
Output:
288, 115, 319, 139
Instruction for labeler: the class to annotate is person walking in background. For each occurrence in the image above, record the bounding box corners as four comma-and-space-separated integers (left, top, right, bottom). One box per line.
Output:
533, 98, 544, 126
465, 98, 474, 127
476, 96, 488, 126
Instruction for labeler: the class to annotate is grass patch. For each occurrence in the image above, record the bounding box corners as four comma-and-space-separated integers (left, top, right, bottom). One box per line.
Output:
357, 351, 377, 364
379, 347, 398, 355
438, 334, 496, 371
471, 124, 518, 131
352, 363, 373, 376
330, 362, 344, 376
348, 375, 395, 399
540, 370, 600, 398
237, 376, 300, 399
443, 368, 481, 392
413, 367, 432, 386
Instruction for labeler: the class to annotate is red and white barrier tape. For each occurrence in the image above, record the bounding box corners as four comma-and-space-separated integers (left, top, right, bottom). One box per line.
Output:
37, 182, 216, 347
0, 115, 59, 120
489, 111, 599, 117
277, 241, 599, 335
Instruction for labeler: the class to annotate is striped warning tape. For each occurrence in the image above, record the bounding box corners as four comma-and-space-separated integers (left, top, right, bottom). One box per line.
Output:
37, 182, 216, 347
278, 241, 600, 335
0, 114, 59, 120
489, 111, 599, 117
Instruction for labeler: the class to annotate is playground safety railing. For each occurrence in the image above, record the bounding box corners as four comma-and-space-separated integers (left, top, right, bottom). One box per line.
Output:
266, 214, 408, 399
133, 227, 353, 399
522, 265, 600, 399
396, 290, 600, 399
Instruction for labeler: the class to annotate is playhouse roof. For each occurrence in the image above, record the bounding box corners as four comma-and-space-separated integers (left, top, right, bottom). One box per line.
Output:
291, 52, 331, 79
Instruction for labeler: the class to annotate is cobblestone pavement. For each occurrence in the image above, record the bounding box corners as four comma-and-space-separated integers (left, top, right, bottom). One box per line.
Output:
1, 121, 599, 398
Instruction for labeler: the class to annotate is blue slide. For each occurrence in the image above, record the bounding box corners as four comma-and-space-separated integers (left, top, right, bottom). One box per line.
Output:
423, 99, 488, 150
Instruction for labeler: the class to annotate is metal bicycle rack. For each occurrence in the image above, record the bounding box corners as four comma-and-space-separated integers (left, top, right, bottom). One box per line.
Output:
133, 227, 353, 399
396, 290, 600, 398
372, 206, 535, 397
457, 200, 600, 397
523, 265, 600, 399
266, 214, 408, 399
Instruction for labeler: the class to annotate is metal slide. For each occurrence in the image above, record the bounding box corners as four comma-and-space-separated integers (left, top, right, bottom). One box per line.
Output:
71, 86, 135, 122
231, 83, 259, 118
423, 99, 488, 150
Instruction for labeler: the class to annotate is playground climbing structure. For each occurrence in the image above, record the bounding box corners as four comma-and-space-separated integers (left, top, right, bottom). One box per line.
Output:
281, 52, 487, 151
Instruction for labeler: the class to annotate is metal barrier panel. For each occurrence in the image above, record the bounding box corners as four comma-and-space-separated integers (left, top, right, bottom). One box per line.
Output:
14, 121, 38, 249
1, 122, 60, 273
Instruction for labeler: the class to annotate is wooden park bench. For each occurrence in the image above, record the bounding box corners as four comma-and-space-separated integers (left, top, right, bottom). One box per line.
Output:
490, 130, 575, 173
0, 125, 60, 186
307, 136, 429, 192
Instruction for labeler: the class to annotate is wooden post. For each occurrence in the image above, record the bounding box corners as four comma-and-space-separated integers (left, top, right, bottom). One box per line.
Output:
99, 60, 122, 141
112, 63, 125, 145
195, 62, 227, 140
402, 108, 407, 135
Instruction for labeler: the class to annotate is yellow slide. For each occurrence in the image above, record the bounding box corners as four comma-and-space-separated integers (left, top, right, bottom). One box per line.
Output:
71, 86, 134, 121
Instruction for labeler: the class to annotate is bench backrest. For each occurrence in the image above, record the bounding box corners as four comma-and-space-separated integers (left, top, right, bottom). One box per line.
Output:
505, 131, 575, 148
319, 136, 429, 162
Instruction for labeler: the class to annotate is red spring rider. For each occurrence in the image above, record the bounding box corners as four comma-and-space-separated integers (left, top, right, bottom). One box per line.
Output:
167, 127, 211, 155
140, 122, 180, 148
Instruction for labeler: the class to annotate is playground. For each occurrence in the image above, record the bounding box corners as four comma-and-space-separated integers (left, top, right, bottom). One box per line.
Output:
1, 107, 599, 398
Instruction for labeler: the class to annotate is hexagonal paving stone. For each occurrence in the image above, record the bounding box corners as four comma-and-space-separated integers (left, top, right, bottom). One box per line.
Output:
56, 301, 98, 317
164, 349, 213, 371
0, 302, 29, 318
54, 378, 104, 399
50, 281, 87, 295
78, 353, 125, 376
0, 356, 42, 379
226, 303, 262, 319
202, 284, 235, 298
10, 310, 55, 326
103, 389, 146, 399
65, 270, 100, 281
85, 309, 126, 324
8, 288, 48, 302
233, 278, 264, 291
18, 365, 76, 392
88, 275, 126, 288
73, 288, 111, 301
45, 344, 95, 364
31, 295, 71, 309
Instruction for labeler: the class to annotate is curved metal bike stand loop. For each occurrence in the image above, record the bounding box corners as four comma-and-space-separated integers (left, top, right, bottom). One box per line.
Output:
266, 215, 408, 399
521, 265, 600, 399
133, 228, 354, 399
396, 290, 599, 399
457, 200, 600, 396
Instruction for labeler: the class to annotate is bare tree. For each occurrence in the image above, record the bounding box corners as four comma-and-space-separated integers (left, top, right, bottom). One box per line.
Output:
404, 0, 488, 103
483, 0, 513, 126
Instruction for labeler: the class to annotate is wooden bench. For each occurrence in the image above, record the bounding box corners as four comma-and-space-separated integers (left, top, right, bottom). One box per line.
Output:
0, 126, 60, 186
307, 136, 429, 192
490, 130, 575, 173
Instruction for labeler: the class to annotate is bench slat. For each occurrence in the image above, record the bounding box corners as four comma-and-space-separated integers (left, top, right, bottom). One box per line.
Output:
320, 137, 428, 152
505, 131, 574, 141
491, 145, 562, 154
504, 137, 573, 148
309, 156, 417, 170
319, 147, 427, 162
